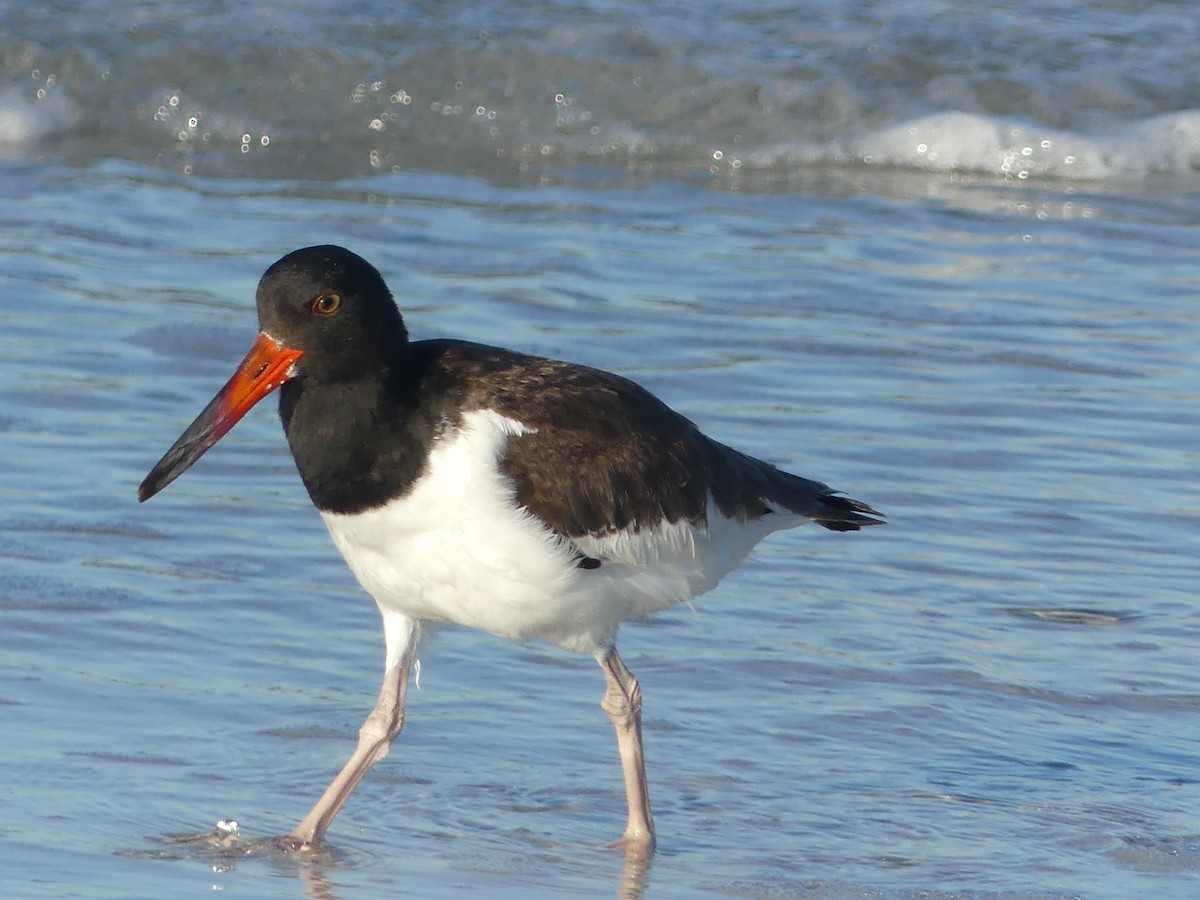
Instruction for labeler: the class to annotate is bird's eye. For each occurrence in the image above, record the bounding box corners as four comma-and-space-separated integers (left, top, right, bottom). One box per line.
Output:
311, 292, 343, 316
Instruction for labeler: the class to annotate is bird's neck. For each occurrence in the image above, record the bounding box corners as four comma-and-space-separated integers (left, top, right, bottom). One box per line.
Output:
278, 368, 434, 515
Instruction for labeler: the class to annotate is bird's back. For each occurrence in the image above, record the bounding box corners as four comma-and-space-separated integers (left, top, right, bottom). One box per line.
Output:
408, 339, 883, 539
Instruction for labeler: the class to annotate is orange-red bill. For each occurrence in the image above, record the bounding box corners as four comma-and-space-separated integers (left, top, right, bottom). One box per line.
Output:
138, 332, 304, 502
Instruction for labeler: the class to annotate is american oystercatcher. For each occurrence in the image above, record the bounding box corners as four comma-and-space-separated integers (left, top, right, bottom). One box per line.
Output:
138, 245, 883, 852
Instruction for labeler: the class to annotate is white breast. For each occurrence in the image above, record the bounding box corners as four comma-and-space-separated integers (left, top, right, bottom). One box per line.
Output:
320, 409, 803, 656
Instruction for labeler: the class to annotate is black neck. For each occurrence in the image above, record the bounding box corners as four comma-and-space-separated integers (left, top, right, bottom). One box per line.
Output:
278, 367, 433, 515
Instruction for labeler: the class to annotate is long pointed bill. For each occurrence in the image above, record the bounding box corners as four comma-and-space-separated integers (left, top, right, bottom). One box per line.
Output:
138, 332, 304, 502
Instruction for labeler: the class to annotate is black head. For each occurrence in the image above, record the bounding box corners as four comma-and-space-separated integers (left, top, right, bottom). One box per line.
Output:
257, 245, 409, 384
138, 246, 410, 503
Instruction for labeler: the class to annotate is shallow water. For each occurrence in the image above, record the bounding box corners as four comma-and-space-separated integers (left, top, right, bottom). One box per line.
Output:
3, 2, 1200, 898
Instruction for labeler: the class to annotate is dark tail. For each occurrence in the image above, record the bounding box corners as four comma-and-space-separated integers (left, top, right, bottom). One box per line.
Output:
704, 438, 886, 533
753, 458, 886, 532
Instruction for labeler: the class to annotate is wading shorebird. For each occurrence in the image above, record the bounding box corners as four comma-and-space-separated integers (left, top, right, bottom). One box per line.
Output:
139, 245, 883, 852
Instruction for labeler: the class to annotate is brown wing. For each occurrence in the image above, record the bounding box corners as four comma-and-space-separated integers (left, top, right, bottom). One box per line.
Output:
420, 341, 883, 538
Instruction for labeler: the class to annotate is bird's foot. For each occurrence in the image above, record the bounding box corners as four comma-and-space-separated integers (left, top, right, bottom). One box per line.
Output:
163, 818, 245, 850
610, 829, 656, 859
162, 820, 327, 858
271, 834, 322, 854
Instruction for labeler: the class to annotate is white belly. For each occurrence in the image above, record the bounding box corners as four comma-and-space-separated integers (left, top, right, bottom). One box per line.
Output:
320, 409, 798, 656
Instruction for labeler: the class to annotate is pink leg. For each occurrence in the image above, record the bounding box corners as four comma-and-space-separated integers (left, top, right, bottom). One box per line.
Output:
599, 648, 656, 851
288, 644, 414, 846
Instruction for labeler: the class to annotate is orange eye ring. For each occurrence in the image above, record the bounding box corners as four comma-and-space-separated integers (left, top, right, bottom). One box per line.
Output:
311, 292, 343, 316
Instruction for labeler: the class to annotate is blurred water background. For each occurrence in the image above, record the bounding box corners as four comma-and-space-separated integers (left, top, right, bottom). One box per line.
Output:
2, 2, 1199, 897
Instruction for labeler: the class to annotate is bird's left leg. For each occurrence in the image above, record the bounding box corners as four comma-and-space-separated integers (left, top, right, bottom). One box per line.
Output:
598, 646, 656, 852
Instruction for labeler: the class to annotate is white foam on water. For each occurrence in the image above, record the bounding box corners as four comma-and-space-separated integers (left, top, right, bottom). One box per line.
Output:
518, 108, 1200, 186
0, 84, 79, 146
2, 4, 1197, 189
735, 110, 1200, 183
841, 110, 1200, 181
